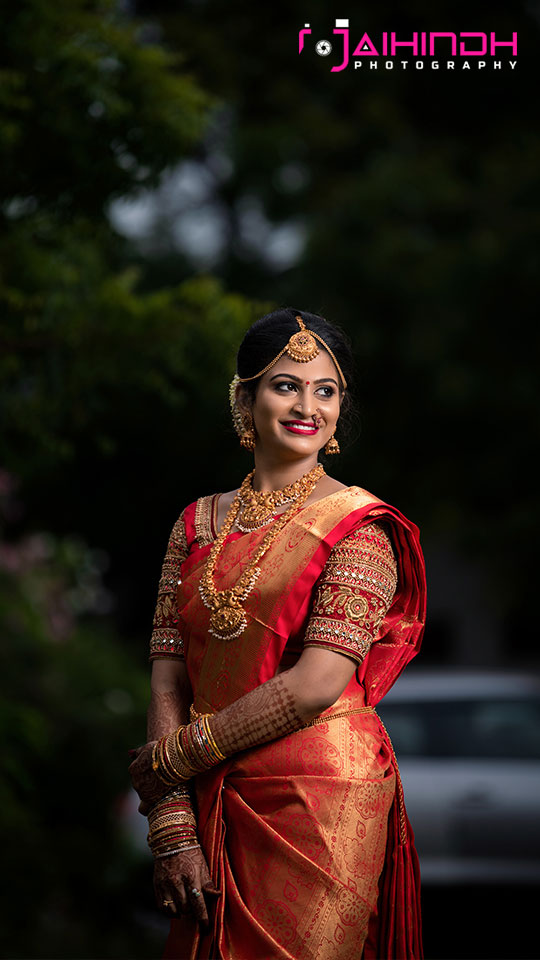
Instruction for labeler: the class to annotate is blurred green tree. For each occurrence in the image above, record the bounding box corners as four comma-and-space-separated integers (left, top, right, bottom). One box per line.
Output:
0, 0, 264, 483
0, 471, 161, 957
0, 0, 267, 624
0, 3, 264, 955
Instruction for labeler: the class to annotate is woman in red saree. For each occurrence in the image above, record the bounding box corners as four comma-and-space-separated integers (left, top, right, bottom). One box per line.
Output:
130, 308, 426, 960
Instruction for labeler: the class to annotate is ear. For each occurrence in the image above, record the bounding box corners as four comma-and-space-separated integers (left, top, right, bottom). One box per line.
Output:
235, 384, 253, 418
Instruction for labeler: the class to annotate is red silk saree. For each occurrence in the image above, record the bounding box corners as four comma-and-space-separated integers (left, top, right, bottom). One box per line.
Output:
163, 486, 426, 960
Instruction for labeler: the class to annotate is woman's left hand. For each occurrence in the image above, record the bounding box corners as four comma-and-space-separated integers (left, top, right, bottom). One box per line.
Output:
128, 742, 169, 811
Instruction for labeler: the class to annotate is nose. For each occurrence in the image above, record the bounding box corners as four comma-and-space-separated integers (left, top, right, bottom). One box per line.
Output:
292, 387, 316, 417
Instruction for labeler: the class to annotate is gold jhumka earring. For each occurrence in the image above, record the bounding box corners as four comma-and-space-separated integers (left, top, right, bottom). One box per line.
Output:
324, 433, 340, 455
229, 378, 256, 450
240, 414, 256, 451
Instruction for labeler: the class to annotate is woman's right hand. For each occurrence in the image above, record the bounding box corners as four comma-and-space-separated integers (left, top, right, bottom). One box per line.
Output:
154, 846, 219, 927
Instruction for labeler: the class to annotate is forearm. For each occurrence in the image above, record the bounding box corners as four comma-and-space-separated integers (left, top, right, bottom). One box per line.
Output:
153, 649, 357, 786
148, 655, 330, 756
210, 646, 358, 756
208, 670, 313, 756
143, 661, 199, 857
147, 659, 192, 741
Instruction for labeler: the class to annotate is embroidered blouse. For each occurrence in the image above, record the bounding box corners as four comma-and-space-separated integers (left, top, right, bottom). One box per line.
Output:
149, 510, 188, 660
149, 498, 397, 665
303, 522, 397, 664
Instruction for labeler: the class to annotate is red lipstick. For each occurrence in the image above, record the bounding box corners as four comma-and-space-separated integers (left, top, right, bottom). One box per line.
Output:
281, 420, 319, 436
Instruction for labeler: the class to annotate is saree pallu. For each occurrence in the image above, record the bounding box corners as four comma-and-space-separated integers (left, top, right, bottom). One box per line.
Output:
164, 487, 426, 960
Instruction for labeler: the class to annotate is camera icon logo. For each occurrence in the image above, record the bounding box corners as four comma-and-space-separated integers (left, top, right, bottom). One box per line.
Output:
315, 40, 332, 56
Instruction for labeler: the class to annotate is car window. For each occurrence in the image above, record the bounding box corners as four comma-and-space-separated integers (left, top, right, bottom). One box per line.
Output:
377, 698, 540, 759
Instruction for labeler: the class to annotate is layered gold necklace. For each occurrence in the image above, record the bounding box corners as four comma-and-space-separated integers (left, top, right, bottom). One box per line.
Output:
199, 463, 325, 641
236, 465, 322, 532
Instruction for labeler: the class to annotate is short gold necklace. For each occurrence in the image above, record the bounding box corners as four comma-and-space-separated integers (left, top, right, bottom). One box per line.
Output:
236, 464, 324, 532
199, 463, 325, 641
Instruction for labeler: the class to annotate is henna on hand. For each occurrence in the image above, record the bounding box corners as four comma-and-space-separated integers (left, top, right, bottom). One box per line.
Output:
154, 847, 219, 927
147, 688, 187, 740
138, 668, 190, 806
209, 671, 306, 757
143, 654, 355, 785
129, 741, 169, 808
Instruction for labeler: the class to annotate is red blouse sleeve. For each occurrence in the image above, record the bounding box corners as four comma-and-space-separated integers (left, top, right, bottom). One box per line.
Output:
149, 511, 188, 662
303, 521, 398, 665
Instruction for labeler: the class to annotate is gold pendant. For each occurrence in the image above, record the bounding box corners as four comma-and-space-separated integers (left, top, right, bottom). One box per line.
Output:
208, 598, 248, 641
236, 498, 291, 532
240, 503, 274, 528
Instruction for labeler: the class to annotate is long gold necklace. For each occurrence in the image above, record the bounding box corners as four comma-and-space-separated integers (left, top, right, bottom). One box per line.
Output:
199, 463, 325, 641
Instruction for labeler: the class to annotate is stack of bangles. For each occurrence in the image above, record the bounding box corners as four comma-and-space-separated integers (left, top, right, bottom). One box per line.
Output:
147, 785, 200, 859
152, 714, 227, 785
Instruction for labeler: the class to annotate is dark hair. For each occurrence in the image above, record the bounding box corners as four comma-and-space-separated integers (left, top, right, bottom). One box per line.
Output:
236, 307, 356, 448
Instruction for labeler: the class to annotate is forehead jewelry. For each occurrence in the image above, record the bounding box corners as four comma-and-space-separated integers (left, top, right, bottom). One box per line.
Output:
233, 316, 347, 390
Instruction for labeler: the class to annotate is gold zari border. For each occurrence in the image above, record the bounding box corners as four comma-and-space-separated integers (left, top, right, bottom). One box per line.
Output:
303, 705, 375, 727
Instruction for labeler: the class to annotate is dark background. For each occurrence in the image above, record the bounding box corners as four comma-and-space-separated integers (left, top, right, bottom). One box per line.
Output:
1, 1, 539, 957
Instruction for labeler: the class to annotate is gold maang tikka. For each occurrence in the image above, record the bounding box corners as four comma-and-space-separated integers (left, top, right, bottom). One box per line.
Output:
234, 315, 347, 390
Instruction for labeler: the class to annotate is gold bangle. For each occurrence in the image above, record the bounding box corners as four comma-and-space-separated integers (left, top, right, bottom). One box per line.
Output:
202, 715, 227, 762
153, 736, 179, 786
180, 723, 203, 771
149, 814, 197, 830
171, 731, 198, 779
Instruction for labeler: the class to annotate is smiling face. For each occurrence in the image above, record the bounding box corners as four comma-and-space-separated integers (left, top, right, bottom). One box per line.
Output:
240, 349, 342, 462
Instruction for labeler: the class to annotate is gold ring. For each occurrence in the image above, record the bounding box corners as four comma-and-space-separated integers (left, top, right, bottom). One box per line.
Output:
163, 899, 174, 906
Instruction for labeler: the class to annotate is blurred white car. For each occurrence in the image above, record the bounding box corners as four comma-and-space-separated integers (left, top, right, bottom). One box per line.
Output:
377, 669, 540, 884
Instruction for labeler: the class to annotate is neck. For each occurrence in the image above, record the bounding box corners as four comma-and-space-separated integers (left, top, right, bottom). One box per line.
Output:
251, 451, 320, 492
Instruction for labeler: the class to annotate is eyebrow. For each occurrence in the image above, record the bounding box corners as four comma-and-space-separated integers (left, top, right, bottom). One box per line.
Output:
269, 372, 339, 387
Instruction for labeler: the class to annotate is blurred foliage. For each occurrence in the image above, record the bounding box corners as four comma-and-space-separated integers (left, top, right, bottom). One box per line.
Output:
0, 472, 162, 958
0, 0, 259, 476
0, 0, 267, 626
0, 2, 263, 956
1, 0, 209, 206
